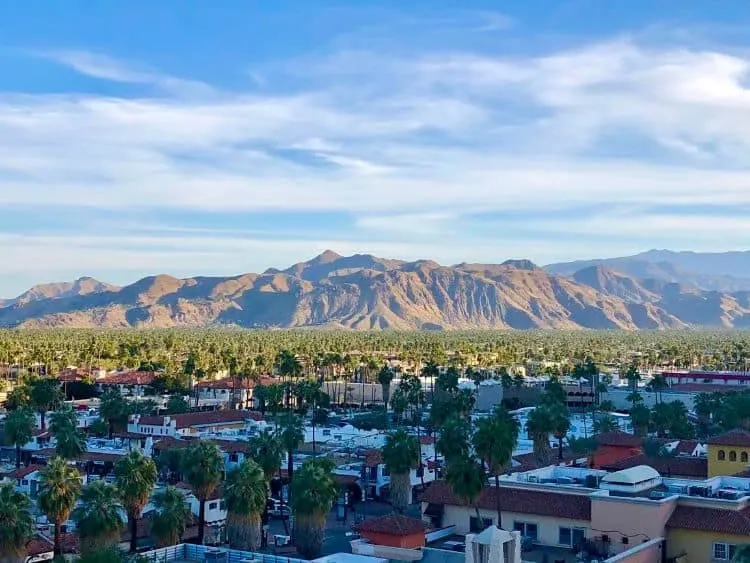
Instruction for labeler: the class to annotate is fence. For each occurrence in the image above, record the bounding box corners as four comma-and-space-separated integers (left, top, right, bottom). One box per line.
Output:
139, 543, 308, 563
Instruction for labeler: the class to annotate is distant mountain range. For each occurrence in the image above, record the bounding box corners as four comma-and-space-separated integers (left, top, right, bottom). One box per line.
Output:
3, 249, 750, 330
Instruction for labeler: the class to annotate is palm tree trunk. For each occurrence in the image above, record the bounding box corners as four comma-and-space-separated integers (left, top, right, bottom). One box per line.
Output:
15, 444, 21, 469
198, 498, 206, 545
494, 474, 502, 529
287, 453, 294, 504
558, 437, 564, 461
129, 513, 138, 553
54, 521, 62, 556
40, 411, 46, 431
108, 418, 114, 440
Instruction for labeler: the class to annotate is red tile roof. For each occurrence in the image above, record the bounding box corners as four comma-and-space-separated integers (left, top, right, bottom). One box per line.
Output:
601, 454, 708, 479
708, 429, 750, 447
196, 376, 275, 389
673, 440, 700, 456
669, 384, 745, 393
420, 481, 591, 521
33, 449, 125, 463
596, 431, 642, 448
355, 514, 427, 536
7, 464, 42, 479
513, 450, 583, 473
420, 436, 435, 445
98, 371, 159, 386
27, 536, 54, 556
667, 505, 750, 535
364, 449, 383, 467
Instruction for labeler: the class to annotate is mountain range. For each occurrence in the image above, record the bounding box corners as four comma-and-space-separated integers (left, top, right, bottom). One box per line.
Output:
2, 249, 750, 330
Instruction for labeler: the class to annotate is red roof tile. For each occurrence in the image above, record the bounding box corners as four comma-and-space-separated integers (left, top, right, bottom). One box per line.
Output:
364, 449, 383, 467
7, 464, 42, 479
667, 505, 750, 535
355, 514, 427, 536
196, 376, 275, 389
98, 371, 159, 386
596, 431, 642, 448
673, 440, 699, 456
708, 429, 750, 447
420, 481, 591, 521
513, 450, 583, 473
134, 409, 261, 429
27, 536, 54, 556
601, 454, 708, 479
420, 436, 435, 445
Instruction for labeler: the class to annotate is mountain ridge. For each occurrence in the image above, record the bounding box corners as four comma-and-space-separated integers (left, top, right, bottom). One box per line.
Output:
3, 250, 750, 330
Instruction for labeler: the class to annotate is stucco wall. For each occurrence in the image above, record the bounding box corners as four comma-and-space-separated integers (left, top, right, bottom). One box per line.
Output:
666, 529, 748, 563
605, 538, 663, 563
707, 445, 750, 477
590, 496, 677, 554
360, 531, 425, 549
440, 505, 590, 547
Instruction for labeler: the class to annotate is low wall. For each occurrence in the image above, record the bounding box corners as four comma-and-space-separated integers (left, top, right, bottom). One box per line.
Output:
604, 538, 664, 563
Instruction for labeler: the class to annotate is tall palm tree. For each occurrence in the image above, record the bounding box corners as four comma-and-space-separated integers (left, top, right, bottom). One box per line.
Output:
115, 449, 158, 553
436, 415, 471, 465
549, 403, 571, 461
0, 483, 34, 563
473, 405, 519, 527
72, 480, 125, 553
248, 429, 283, 484
181, 441, 224, 545
291, 457, 338, 559
99, 387, 130, 439
151, 486, 191, 548
28, 377, 63, 430
279, 414, 304, 499
445, 457, 487, 527
5, 408, 34, 469
224, 460, 267, 551
38, 456, 83, 557
378, 366, 394, 414
382, 429, 420, 513
50, 406, 87, 460
527, 406, 554, 466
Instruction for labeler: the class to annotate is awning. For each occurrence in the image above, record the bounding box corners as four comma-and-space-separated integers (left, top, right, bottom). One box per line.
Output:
424, 503, 443, 517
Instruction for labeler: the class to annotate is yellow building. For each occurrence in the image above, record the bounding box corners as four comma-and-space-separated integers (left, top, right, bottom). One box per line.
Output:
666, 503, 750, 563
707, 429, 750, 478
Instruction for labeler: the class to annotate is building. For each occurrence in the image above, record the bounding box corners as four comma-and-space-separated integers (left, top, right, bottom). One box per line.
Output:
355, 514, 427, 550
96, 371, 160, 398
4, 464, 44, 497
421, 462, 750, 563
128, 410, 262, 438
663, 370, 750, 388
361, 438, 437, 503
707, 429, 750, 478
195, 377, 275, 409
602, 454, 708, 480
590, 431, 643, 468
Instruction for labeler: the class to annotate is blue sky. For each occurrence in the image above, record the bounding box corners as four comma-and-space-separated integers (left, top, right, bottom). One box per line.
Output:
0, 0, 749, 296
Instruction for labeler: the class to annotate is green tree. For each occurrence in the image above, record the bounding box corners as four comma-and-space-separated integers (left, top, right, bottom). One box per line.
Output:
72, 481, 125, 553
181, 442, 224, 545
291, 457, 338, 559
115, 450, 158, 553
436, 415, 471, 465
50, 406, 88, 460
0, 482, 34, 563
382, 429, 420, 513
151, 486, 191, 548
473, 405, 520, 526
550, 402, 571, 461
224, 460, 267, 551
88, 417, 110, 438
99, 387, 130, 439
165, 394, 190, 415
630, 404, 651, 437
29, 377, 63, 430
279, 414, 304, 500
4, 407, 34, 468
39, 457, 83, 557
377, 366, 394, 413
445, 458, 487, 527
247, 429, 283, 483
593, 414, 619, 434
527, 407, 554, 466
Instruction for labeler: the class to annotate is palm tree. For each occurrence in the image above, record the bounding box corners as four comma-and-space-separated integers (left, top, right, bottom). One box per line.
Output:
72, 480, 125, 553
445, 458, 486, 528
99, 388, 131, 439
549, 403, 571, 461
0, 483, 34, 563
382, 429, 420, 513
151, 486, 191, 548
29, 377, 62, 430
5, 408, 34, 469
39, 457, 83, 557
181, 441, 224, 545
526, 407, 554, 466
732, 545, 750, 563
436, 415, 471, 465
224, 460, 267, 551
115, 449, 158, 553
291, 457, 338, 559
473, 405, 520, 527
247, 429, 283, 529
50, 406, 87, 460
279, 414, 304, 500
378, 366, 394, 413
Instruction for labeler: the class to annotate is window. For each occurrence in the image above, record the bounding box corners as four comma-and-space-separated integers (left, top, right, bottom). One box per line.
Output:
513, 522, 538, 541
322, 429, 331, 437
558, 527, 586, 547
730, 451, 737, 462
470, 516, 494, 532
208, 502, 218, 510
718, 450, 726, 461
713, 543, 737, 561
742, 452, 749, 463
220, 500, 226, 511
